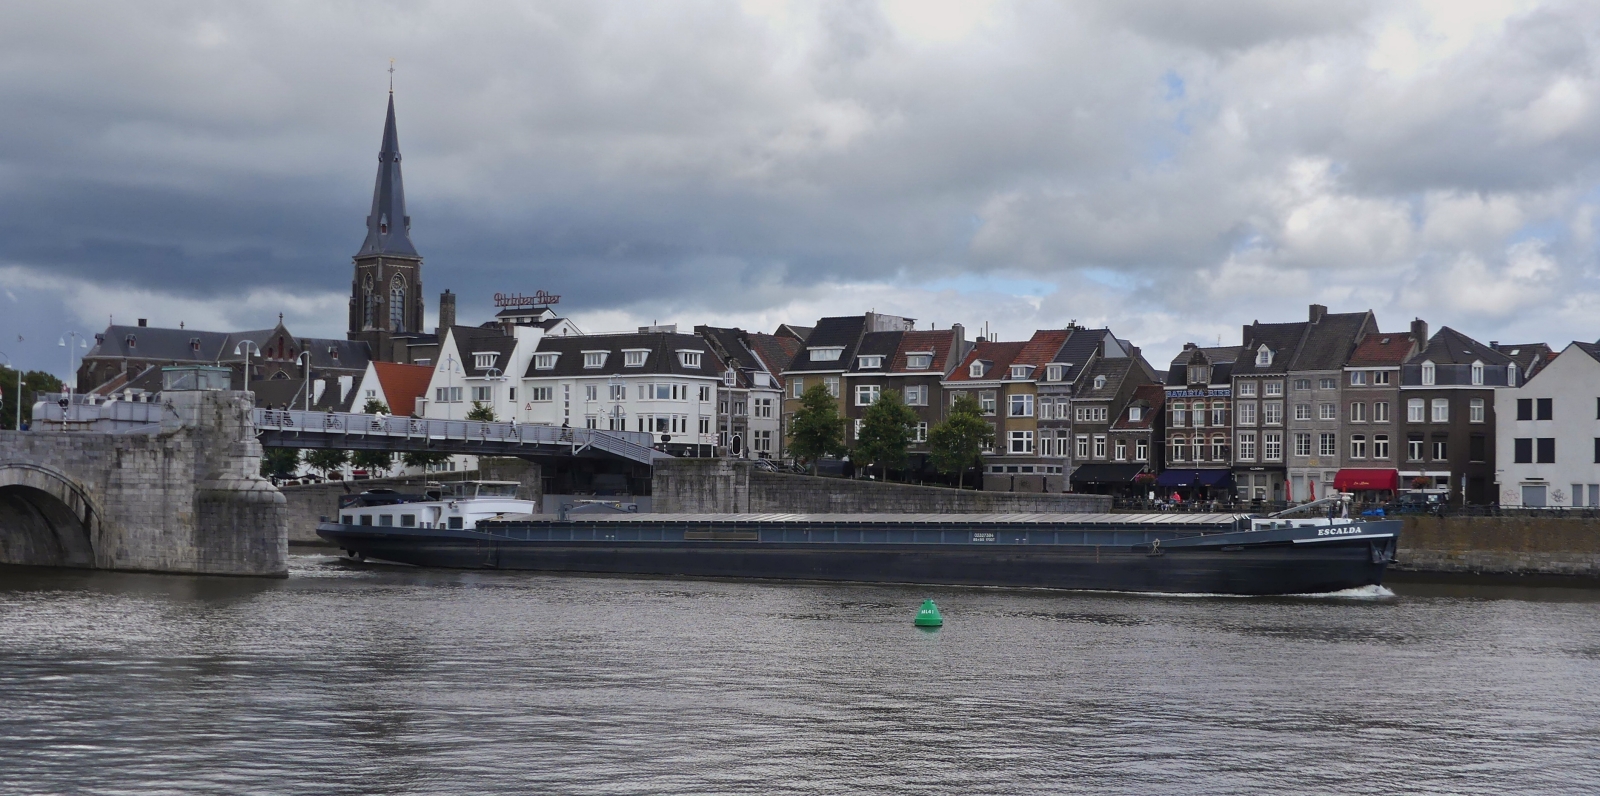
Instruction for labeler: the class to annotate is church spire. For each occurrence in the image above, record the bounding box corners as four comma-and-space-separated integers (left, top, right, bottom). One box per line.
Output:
357, 90, 419, 258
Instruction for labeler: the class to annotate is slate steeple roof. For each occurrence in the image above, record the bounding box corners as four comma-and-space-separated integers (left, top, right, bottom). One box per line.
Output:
357, 92, 419, 258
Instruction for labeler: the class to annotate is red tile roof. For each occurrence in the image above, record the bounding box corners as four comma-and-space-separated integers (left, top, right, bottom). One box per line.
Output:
1111, 383, 1165, 430
947, 340, 1028, 382
890, 330, 957, 374
1346, 332, 1414, 366
1012, 330, 1070, 369
373, 361, 434, 416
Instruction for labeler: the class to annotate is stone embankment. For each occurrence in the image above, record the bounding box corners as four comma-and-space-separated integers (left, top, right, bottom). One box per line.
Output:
1396, 515, 1600, 579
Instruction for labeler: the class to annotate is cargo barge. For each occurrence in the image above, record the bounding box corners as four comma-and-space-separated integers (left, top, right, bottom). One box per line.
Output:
318, 483, 1399, 595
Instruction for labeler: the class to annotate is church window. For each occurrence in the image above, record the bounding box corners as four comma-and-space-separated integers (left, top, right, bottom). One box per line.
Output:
362, 275, 376, 329
390, 276, 406, 332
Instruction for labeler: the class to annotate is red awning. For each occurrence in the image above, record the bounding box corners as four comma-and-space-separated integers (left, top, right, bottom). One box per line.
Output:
1333, 469, 1399, 491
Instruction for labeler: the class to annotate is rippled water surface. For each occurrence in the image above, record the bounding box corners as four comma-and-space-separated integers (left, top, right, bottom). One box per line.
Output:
2, 557, 1598, 795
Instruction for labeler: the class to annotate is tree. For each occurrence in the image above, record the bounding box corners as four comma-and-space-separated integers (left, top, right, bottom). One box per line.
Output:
0, 366, 63, 431
362, 398, 390, 414
853, 389, 919, 481
928, 394, 992, 489
402, 450, 451, 470
466, 401, 497, 422
260, 447, 301, 480
304, 448, 350, 478
788, 382, 845, 473
351, 449, 395, 477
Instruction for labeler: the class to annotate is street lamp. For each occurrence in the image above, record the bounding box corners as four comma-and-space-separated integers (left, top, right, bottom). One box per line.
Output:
58, 332, 86, 396
0, 351, 18, 431
295, 351, 312, 411
234, 340, 260, 394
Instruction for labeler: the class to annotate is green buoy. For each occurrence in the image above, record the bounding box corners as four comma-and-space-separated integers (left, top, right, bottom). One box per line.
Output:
914, 599, 943, 627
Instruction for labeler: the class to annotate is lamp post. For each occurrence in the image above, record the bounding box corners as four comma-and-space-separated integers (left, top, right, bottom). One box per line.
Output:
57, 331, 86, 396
295, 351, 312, 411
0, 351, 17, 431
234, 341, 260, 395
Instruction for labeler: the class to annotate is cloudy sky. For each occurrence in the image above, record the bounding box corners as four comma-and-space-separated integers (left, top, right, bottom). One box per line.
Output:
3, 0, 1599, 375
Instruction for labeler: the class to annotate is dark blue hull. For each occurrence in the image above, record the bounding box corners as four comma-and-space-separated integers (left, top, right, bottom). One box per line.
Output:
317, 515, 1399, 596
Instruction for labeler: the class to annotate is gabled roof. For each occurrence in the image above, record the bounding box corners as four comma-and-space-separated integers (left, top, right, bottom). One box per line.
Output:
86, 325, 233, 362
1288, 311, 1374, 371
848, 331, 904, 373
1014, 330, 1070, 369
775, 324, 813, 343
947, 340, 1028, 382
889, 330, 959, 374
1111, 384, 1165, 430
448, 326, 519, 378
1347, 332, 1415, 367
1165, 345, 1242, 386
526, 332, 720, 379
784, 316, 866, 373
1053, 328, 1110, 383
746, 332, 801, 387
1575, 341, 1600, 365
1233, 321, 1307, 376
695, 325, 778, 389
1491, 342, 1554, 379
1408, 327, 1512, 366
371, 362, 432, 416
1078, 358, 1135, 401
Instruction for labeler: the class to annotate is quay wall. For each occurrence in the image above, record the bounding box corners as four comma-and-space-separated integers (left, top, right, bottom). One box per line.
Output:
1397, 515, 1600, 578
652, 458, 1113, 514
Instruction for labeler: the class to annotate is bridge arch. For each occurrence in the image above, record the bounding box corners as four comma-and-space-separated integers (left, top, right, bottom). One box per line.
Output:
0, 464, 101, 568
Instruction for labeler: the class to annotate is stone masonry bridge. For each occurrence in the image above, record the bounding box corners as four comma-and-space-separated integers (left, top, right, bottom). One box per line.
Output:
0, 390, 288, 576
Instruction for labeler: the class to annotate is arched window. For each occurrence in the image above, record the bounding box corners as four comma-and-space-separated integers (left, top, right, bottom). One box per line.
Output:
362, 274, 376, 329
1170, 435, 1185, 462
1470, 360, 1484, 386
1420, 360, 1435, 386
390, 275, 407, 332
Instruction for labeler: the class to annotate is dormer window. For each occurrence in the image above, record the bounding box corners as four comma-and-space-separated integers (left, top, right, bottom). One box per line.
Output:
473, 352, 498, 370
582, 351, 608, 368
624, 349, 649, 367
1470, 360, 1484, 385
1508, 362, 1518, 387
328, 346, 339, 361
1255, 345, 1273, 366
858, 355, 884, 369
1188, 365, 1209, 384
723, 368, 736, 387
1093, 375, 1107, 389
906, 353, 933, 370
533, 352, 559, 370
189, 338, 201, 353
1046, 364, 1063, 382
1129, 406, 1143, 422
678, 350, 703, 368
1421, 360, 1435, 386
969, 361, 986, 378
808, 346, 844, 362
1009, 365, 1032, 379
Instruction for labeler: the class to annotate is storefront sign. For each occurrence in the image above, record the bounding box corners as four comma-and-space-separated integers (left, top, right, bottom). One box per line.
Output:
494, 290, 560, 308
1165, 388, 1231, 397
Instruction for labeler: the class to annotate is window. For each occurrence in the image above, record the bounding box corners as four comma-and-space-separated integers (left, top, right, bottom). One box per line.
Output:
583, 351, 607, 368
1470, 361, 1484, 385
859, 355, 884, 369
1319, 432, 1337, 457
1093, 375, 1107, 389
1045, 364, 1063, 381
1010, 393, 1034, 417
856, 384, 880, 406
1263, 432, 1282, 461
1092, 435, 1106, 458
1192, 436, 1205, 463
1169, 435, 1184, 461
1349, 435, 1367, 459
1537, 438, 1556, 464
529, 386, 552, 402
1013, 431, 1040, 454
1469, 398, 1485, 424
1373, 371, 1391, 385
508, 388, 516, 402
471, 386, 493, 402
1128, 406, 1142, 422
1319, 403, 1336, 421
979, 391, 997, 415
1408, 398, 1425, 423
1350, 371, 1367, 386
1293, 378, 1311, 390
1373, 435, 1389, 459
1188, 364, 1210, 384
585, 416, 597, 429
676, 351, 701, 368
624, 350, 648, 367
913, 422, 928, 443
1264, 381, 1283, 396
1421, 361, 1435, 385
610, 384, 627, 401
1239, 381, 1257, 397
1211, 435, 1227, 461
473, 352, 497, 370
824, 377, 839, 398
1349, 402, 1366, 422
435, 386, 463, 403
1074, 406, 1108, 422
1319, 378, 1337, 390
808, 347, 843, 362
790, 377, 804, 399
1237, 432, 1257, 461
1263, 401, 1282, 425
1294, 432, 1312, 457
754, 429, 774, 452
534, 353, 559, 370
365, 389, 377, 400
1514, 438, 1532, 464
1408, 435, 1424, 461
1537, 398, 1552, 420
1373, 402, 1390, 422
907, 354, 933, 370
1135, 439, 1148, 461
1212, 403, 1226, 426
1171, 401, 1186, 427
1433, 440, 1448, 460
753, 397, 773, 418
1114, 439, 1127, 460
1431, 399, 1448, 423
1508, 363, 1518, 387
1255, 346, 1272, 366
1078, 435, 1091, 459
699, 416, 711, 434
1517, 398, 1532, 420
1190, 401, 1206, 427
1294, 403, 1311, 421
1238, 401, 1257, 425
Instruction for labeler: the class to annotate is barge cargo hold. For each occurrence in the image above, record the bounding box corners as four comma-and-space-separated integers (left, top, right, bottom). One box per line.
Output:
318, 511, 1401, 596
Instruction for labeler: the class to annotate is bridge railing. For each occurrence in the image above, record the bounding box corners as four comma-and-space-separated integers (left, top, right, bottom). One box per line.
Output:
253, 409, 663, 462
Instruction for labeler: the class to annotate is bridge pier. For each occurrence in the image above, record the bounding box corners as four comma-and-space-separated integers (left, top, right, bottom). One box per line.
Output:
0, 389, 288, 577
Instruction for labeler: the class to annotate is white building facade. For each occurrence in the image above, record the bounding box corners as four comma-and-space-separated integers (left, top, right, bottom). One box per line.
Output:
1495, 342, 1600, 507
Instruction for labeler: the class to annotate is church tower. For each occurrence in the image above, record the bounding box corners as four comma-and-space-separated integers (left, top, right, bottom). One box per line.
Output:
348, 88, 425, 361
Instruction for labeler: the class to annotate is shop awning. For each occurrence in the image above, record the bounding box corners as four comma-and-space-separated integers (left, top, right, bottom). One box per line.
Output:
1333, 469, 1399, 491
1069, 463, 1148, 484
1155, 469, 1233, 488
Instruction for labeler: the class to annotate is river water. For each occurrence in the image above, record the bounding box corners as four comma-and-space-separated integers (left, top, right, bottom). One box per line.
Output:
1, 557, 1597, 795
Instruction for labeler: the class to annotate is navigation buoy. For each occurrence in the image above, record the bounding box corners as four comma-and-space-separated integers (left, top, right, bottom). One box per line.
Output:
914, 599, 943, 628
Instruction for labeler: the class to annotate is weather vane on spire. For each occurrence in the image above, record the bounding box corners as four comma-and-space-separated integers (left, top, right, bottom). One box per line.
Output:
388, 58, 395, 93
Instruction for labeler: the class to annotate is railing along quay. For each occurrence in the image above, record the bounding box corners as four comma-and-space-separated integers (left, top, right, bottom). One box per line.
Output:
253, 409, 664, 464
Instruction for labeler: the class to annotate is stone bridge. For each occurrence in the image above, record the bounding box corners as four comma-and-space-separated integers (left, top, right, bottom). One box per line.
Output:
0, 390, 288, 577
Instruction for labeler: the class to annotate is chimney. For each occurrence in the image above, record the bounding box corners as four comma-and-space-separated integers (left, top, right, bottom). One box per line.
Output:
137, 318, 147, 327
1489, 341, 1500, 350
1183, 342, 1196, 351
437, 289, 456, 336
1309, 304, 1327, 323
1410, 318, 1428, 348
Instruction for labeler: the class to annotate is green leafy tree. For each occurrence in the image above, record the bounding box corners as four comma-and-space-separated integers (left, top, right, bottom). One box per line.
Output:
853, 389, 919, 481
304, 448, 350, 478
929, 394, 992, 489
0, 366, 64, 430
259, 447, 301, 480
362, 398, 390, 414
788, 382, 845, 473
466, 401, 497, 422
351, 449, 395, 477
402, 450, 451, 469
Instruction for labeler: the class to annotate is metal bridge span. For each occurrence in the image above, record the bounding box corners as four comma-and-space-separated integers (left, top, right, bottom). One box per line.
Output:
252, 409, 666, 465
